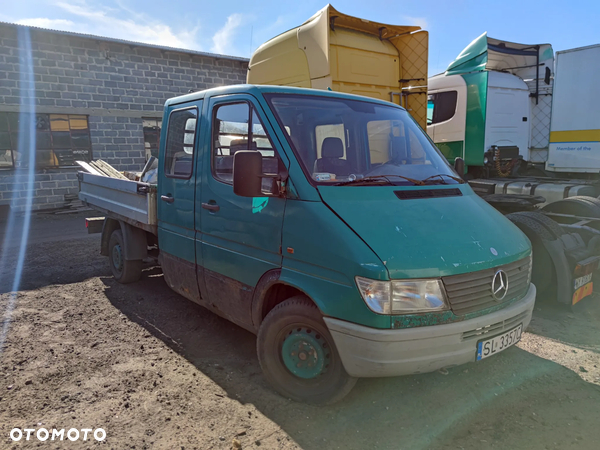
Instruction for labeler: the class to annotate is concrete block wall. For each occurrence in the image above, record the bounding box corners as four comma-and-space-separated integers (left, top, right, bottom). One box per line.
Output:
0, 23, 248, 211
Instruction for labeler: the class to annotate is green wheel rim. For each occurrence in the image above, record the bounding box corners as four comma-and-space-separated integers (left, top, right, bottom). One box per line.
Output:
281, 327, 329, 379
112, 243, 123, 273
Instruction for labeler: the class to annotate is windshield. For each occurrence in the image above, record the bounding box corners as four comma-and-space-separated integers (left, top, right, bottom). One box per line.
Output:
265, 94, 460, 186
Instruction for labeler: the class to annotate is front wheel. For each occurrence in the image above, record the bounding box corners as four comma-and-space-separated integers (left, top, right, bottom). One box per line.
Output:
257, 296, 357, 405
108, 229, 142, 284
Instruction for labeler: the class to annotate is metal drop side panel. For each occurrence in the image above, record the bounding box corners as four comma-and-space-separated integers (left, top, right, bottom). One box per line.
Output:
78, 172, 157, 227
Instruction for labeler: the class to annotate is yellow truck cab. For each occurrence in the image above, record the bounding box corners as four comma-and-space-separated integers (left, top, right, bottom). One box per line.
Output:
247, 4, 429, 129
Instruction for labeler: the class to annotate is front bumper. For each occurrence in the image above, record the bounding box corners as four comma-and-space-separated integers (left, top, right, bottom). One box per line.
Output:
324, 284, 536, 378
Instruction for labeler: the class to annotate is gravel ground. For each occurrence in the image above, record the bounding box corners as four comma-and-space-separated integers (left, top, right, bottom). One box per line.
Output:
1, 212, 600, 449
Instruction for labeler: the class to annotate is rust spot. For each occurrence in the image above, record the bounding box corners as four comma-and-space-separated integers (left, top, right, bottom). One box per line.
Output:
287, 247, 294, 254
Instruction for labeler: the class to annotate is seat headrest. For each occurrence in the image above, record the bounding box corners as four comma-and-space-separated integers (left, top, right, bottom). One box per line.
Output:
321, 137, 344, 158
391, 137, 407, 162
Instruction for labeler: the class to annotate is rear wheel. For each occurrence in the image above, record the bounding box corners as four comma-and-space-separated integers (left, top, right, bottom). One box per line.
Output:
257, 296, 357, 405
108, 229, 142, 284
507, 212, 558, 302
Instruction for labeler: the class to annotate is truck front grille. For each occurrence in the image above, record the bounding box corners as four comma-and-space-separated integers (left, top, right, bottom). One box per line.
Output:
442, 256, 531, 316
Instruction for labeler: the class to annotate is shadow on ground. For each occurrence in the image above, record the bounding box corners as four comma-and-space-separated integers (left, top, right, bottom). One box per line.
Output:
102, 270, 600, 450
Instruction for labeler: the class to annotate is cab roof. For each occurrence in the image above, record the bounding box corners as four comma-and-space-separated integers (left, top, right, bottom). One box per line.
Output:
164, 84, 406, 110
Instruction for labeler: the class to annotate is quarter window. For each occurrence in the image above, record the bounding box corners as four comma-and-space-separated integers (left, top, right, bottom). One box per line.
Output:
212, 102, 279, 184
164, 108, 197, 178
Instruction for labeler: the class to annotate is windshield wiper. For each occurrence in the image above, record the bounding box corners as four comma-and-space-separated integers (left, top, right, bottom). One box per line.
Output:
420, 173, 465, 185
334, 175, 425, 186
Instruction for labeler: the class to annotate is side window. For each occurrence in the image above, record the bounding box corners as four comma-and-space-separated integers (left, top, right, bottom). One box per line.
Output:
164, 108, 197, 178
429, 91, 458, 124
212, 102, 279, 184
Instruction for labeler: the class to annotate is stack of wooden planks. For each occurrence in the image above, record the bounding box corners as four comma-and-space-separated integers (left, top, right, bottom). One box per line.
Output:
76, 160, 129, 180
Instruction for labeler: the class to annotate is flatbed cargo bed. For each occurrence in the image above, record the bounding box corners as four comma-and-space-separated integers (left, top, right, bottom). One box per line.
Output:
77, 172, 158, 234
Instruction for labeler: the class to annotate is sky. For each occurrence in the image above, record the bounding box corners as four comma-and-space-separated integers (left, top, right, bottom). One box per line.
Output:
1, 0, 599, 75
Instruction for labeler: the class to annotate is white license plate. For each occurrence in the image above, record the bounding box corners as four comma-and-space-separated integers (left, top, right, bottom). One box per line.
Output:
476, 324, 523, 361
574, 273, 593, 290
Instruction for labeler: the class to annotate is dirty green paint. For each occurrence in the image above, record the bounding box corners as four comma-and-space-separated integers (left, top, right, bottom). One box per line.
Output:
461, 71, 488, 167
317, 183, 531, 279
437, 140, 464, 163
280, 198, 391, 329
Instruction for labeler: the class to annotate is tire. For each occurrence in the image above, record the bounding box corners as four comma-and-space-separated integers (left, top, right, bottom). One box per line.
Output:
257, 296, 357, 405
512, 211, 566, 240
542, 196, 600, 218
507, 213, 557, 302
108, 229, 142, 284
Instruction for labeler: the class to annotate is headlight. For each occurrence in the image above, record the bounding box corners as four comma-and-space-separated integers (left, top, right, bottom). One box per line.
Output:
356, 277, 448, 315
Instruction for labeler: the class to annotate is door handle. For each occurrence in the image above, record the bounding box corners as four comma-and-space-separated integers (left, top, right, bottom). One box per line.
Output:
161, 195, 174, 203
202, 202, 220, 212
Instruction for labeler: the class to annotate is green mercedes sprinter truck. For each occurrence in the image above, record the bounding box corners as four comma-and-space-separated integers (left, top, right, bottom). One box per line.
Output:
79, 85, 536, 404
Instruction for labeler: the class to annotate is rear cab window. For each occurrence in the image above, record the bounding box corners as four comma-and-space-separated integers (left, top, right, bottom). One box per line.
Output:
164, 108, 198, 178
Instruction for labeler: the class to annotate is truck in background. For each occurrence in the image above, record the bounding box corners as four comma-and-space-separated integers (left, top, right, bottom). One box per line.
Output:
426, 34, 600, 307
246, 4, 429, 129
427, 34, 600, 195
546, 45, 600, 174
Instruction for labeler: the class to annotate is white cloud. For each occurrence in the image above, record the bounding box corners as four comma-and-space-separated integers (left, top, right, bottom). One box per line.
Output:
15, 1, 201, 50
211, 13, 243, 55
15, 18, 76, 29
401, 15, 429, 30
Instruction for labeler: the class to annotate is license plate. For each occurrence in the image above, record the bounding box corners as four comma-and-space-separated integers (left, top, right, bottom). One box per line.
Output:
573, 273, 593, 305
476, 324, 523, 361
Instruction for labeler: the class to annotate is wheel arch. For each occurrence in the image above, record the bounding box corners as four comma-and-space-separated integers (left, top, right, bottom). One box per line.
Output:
251, 269, 318, 331
507, 211, 573, 304
101, 218, 148, 261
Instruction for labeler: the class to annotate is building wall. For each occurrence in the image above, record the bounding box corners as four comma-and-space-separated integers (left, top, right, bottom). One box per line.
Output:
0, 23, 248, 211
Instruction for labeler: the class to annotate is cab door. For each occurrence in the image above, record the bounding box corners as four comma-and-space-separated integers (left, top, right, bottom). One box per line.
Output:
157, 101, 203, 303
197, 95, 287, 329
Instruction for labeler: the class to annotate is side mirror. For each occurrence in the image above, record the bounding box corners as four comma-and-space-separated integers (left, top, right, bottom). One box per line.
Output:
544, 67, 551, 85
454, 157, 465, 178
233, 151, 263, 197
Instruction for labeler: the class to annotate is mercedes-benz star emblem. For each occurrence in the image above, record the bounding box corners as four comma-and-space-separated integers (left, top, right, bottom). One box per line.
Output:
492, 270, 509, 301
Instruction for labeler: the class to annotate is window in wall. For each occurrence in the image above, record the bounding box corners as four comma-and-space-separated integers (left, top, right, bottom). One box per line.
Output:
0, 112, 92, 169
164, 108, 197, 178
427, 91, 458, 125
143, 118, 162, 159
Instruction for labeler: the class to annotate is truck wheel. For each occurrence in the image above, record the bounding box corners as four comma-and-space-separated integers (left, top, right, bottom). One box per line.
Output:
257, 296, 357, 405
512, 211, 566, 240
108, 229, 142, 284
507, 213, 557, 302
542, 196, 600, 218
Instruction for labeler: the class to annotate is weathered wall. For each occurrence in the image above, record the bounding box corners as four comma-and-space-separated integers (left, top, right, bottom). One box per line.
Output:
0, 23, 248, 210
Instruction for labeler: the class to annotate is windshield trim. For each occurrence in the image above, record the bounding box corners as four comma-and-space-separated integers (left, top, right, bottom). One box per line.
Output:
263, 93, 458, 188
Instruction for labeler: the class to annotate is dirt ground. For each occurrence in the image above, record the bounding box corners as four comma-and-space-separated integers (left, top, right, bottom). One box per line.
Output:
1, 212, 600, 449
